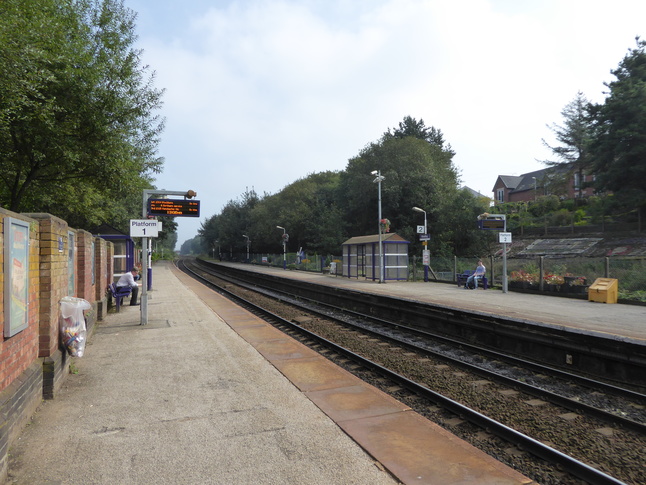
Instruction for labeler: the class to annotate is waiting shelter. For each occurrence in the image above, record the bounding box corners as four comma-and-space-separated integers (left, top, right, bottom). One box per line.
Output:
95, 224, 137, 284
342, 233, 410, 281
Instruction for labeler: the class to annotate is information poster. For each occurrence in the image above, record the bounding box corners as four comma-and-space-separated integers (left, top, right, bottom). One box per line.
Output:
4, 218, 30, 337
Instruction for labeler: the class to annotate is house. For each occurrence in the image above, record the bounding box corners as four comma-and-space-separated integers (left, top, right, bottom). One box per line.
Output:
492, 165, 595, 204
461, 186, 492, 199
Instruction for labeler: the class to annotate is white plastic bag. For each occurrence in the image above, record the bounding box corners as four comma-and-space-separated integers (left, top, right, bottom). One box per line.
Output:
59, 297, 91, 357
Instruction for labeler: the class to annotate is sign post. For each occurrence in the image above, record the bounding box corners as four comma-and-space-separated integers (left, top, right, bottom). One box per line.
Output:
478, 213, 509, 293
139, 189, 197, 325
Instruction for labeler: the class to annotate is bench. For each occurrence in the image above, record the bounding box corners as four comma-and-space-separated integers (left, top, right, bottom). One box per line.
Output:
108, 283, 132, 312
456, 270, 488, 289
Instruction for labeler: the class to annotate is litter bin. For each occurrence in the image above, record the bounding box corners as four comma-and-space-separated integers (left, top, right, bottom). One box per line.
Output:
59, 297, 91, 357
588, 278, 618, 304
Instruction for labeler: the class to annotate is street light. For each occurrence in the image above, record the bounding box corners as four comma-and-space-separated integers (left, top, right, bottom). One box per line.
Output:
532, 176, 537, 201
371, 170, 385, 283
242, 234, 250, 262
412, 206, 429, 282
276, 226, 287, 269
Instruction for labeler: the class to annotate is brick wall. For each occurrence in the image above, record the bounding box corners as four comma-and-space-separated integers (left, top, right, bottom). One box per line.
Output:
0, 210, 40, 393
0, 210, 115, 483
0, 210, 41, 482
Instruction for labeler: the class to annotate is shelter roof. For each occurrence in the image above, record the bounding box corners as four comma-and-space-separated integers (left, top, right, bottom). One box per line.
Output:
342, 233, 409, 245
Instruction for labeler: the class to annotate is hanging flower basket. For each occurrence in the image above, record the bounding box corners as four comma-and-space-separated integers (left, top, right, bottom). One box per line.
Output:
380, 218, 391, 233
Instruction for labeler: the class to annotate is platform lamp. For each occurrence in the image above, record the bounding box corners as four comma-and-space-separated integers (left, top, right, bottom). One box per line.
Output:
276, 226, 287, 269
412, 206, 429, 282
242, 234, 250, 262
371, 170, 385, 283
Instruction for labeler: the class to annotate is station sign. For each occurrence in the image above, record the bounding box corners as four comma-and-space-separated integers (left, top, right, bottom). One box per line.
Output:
419, 234, 430, 241
147, 198, 200, 217
130, 219, 162, 238
499, 232, 512, 244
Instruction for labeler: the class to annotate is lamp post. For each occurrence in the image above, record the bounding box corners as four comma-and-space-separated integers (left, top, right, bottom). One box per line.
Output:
276, 226, 287, 269
371, 170, 385, 283
242, 234, 250, 262
532, 176, 537, 201
412, 206, 429, 282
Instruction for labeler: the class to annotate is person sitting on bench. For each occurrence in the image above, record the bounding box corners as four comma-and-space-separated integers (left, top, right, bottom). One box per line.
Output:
116, 267, 140, 305
465, 260, 486, 289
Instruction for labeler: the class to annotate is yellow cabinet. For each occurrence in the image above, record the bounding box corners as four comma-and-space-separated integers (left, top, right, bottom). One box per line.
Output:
588, 278, 618, 304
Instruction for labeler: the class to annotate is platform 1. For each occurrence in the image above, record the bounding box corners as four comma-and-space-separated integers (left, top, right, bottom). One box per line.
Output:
215, 261, 646, 345
7, 261, 533, 485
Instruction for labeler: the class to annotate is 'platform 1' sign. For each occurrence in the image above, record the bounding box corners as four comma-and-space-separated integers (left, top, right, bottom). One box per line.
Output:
130, 219, 162, 238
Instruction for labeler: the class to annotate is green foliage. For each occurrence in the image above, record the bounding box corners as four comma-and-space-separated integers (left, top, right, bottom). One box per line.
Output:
528, 195, 560, 217
549, 209, 572, 226
0, 0, 165, 232
589, 38, 646, 221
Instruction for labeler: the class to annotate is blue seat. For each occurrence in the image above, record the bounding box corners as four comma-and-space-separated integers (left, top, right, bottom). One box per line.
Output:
108, 283, 132, 312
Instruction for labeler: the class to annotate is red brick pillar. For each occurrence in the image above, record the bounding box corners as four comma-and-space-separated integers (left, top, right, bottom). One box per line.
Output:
23, 214, 68, 359
94, 237, 110, 320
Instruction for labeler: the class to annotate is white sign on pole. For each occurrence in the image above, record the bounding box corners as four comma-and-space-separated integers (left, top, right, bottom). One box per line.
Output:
499, 232, 512, 244
422, 249, 430, 266
130, 219, 162, 238
417, 225, 425, 234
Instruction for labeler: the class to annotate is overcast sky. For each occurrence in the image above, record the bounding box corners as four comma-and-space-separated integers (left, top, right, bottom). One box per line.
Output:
126, 0, 646, 246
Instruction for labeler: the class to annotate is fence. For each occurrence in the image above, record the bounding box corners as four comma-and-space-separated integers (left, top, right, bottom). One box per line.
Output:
412, 255, 646, 303
219, 251, 645, 303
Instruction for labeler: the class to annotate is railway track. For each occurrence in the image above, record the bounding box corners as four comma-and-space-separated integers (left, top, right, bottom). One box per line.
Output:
179, 258, 645, 485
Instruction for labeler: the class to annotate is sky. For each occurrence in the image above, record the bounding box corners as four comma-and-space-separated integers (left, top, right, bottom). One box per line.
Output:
125, 0, 646, 246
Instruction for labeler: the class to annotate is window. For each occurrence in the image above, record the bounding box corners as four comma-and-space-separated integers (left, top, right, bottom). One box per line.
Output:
496, 188, 505, 203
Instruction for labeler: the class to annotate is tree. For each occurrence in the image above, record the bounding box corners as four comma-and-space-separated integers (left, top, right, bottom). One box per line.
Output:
589, 38, 646, 230
0, 0, 164, 230
542, 92, 594, 198
340, 135, 465, 256
383, 115, 455, 156
198, 188, 259, 257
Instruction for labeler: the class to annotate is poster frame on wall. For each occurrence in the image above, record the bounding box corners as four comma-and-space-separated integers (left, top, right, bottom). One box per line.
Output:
4, 217, 30, 337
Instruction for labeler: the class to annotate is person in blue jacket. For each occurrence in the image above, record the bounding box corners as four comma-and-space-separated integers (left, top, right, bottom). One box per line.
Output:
465, 260, 486, 289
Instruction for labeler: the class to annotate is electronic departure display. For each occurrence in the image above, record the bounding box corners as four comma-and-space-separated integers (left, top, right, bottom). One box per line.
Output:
478, 218, 505, 230
147, 198, 200, 217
